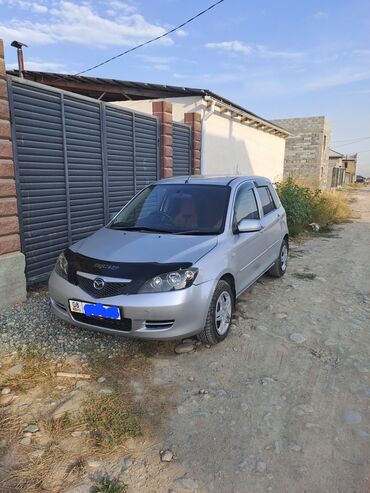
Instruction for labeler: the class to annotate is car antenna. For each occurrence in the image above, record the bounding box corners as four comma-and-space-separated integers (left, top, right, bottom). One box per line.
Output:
185, 175, 191, 184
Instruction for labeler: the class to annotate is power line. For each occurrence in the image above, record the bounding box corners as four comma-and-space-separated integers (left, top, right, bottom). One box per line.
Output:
74, 0, 226, 77
334, 137, 370, 148
332, 136, 370, 145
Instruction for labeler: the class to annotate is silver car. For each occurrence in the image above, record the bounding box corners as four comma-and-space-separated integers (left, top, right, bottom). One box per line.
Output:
49, 176, 289, 345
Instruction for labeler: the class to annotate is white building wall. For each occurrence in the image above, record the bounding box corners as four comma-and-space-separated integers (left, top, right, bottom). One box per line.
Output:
114, 97, 285, 182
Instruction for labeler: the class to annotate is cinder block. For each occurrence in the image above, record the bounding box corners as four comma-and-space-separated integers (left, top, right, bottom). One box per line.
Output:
0, 178, 16, 197
0, 120, 11, 138
0, 139, 13, 159
0, 99, 10, 120
0, 215, 19, 235
0, 160, 14, 178
0, 251, 26, 308
0, 197, 17, 216
0, 233, 20, 255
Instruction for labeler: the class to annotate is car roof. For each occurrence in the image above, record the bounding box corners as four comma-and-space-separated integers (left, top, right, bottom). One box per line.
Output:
156, 175, 272, 187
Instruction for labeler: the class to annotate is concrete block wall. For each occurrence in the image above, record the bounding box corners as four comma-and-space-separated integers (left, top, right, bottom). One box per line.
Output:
0, 39, 26, 307
272, 116, 331, 189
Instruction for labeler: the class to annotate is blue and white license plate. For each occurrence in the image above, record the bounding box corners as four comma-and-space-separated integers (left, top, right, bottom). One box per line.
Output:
69, 300, 121, 320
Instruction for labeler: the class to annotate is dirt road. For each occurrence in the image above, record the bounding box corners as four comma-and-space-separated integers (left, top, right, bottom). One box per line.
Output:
1, 188, 370, 493
128, 187, 370, 493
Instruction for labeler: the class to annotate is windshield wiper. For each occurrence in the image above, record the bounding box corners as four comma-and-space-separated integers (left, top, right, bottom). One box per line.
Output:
109, 225, 172, 233
173, 230, 216, 235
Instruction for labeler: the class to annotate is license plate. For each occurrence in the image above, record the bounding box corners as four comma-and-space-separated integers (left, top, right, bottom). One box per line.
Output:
69, 300, 121, 320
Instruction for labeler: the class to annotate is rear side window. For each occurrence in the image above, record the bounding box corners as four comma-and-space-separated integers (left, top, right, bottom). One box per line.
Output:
257, 186, 276, 215
234, 187, 259, 223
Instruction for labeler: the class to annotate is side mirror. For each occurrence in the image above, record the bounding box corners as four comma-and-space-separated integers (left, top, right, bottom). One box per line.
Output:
237, 218, 262, 233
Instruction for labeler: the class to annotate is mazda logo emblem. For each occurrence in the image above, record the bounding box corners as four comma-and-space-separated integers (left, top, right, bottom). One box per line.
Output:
93, 278, 105, 290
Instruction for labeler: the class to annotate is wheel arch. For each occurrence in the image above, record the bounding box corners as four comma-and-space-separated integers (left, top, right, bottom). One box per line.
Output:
219, 273, 236, 305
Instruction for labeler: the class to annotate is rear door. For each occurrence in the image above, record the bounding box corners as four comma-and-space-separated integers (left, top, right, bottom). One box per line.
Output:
256, 185, 282, 267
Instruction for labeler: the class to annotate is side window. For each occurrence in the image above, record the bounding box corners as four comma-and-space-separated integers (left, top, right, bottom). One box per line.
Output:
234, 186, 259, 224
257, 186, 276, 215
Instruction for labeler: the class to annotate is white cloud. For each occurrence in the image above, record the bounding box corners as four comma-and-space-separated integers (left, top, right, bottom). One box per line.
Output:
305, 70, 370, 90
176, 29, 188, 38
312, 11, 328, 20
0, 0, 48, 13
0, 1, 173, 47
109, 1, 136, 13
256, 45, 305, 60
7, 59, 66, 71
153, 64, 170, 71
205, 40, 252, 55
205, 40, 303, 60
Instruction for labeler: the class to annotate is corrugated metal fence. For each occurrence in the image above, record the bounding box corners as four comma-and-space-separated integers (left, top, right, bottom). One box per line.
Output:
172, 122, 191, 176
8, 77, 160, 283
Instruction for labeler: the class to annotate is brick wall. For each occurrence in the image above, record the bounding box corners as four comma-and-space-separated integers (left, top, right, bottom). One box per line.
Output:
0, 40, 21, 255
272, 116, 331, 189
152, 101, 173, 178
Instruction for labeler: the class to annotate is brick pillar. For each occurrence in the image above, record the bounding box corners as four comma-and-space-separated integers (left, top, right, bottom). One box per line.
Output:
0, 39, 26, 307
184, 112, 202, 175
152, 101, 173, 178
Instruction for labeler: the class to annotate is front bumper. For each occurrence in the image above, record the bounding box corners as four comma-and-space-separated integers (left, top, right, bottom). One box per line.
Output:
48, 270, 215, 340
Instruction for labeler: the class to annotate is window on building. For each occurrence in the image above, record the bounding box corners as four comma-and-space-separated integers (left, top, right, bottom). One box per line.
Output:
257, 186, 276, 215
234, 186, 259, 224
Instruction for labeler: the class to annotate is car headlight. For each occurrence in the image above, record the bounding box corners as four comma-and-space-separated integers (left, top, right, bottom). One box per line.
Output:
55, 251, 68, 280
139, 268, 198, 293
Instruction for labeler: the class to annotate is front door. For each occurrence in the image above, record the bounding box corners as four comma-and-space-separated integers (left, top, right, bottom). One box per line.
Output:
231, 184, 267, 294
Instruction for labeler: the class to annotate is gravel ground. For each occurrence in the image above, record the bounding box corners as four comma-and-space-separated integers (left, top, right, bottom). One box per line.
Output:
0, 285, 133, 358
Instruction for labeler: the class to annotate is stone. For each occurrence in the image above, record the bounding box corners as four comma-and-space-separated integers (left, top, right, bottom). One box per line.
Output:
97, 376, 106, 383
0, 395, 15, 406
20, 437, 31, 446
24, 424, 39, 433
121, 457, 134, 470
290, 333, 306, 344
175, 342, 195, 354
292, 404, 314, 415
233, 347, 239, 352
6, 363, 24, 376
1, 387, 11, 395
86, 459, 101, 468
52, 391, 84, 417
256, 460, 267, 473
188, 376, 195, 382
199, 389, 209, 395
343, 411, 362, 424
241, 402, 249, 411
289, 443, 302, 452
97, 388, 113, 395
173, 476, 198, 491
160, 449, 174, 462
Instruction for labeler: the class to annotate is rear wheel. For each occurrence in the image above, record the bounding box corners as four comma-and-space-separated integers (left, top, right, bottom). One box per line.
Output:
268, 238, 288, 278
198, 280, 234, 345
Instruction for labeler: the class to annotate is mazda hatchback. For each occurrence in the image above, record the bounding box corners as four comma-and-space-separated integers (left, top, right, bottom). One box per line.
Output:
49, 176, 288, 345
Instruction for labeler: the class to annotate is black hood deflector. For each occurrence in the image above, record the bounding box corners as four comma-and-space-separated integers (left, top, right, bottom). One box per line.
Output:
65, 249, 192, 286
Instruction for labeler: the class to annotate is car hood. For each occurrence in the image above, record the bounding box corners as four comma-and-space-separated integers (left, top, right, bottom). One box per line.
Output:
71, 227, 218, 265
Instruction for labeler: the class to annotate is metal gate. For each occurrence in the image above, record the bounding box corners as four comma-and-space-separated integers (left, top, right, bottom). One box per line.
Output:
8, 77, 160, 283
172, 122, 191, 176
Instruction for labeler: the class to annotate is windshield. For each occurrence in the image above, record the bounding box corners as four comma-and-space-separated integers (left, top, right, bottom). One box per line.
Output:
110, 184, 230, 235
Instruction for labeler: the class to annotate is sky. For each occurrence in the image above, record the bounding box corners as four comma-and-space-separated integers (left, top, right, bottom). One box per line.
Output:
1, 0, 370, 175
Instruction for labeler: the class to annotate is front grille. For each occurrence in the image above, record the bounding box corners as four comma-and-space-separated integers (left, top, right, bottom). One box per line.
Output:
71, 312, 132, 332
77, 275, 131, 298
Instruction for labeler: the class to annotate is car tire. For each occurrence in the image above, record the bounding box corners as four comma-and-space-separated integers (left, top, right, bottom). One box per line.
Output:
198, 280, 234, 345
268, 237, 288, 278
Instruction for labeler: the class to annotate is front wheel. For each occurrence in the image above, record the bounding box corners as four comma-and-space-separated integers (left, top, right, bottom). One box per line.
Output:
268, 238, 288, 278
198, 280, 234, 345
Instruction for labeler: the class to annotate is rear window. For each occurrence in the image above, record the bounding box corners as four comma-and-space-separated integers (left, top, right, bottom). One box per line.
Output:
257, 186, 276, 215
